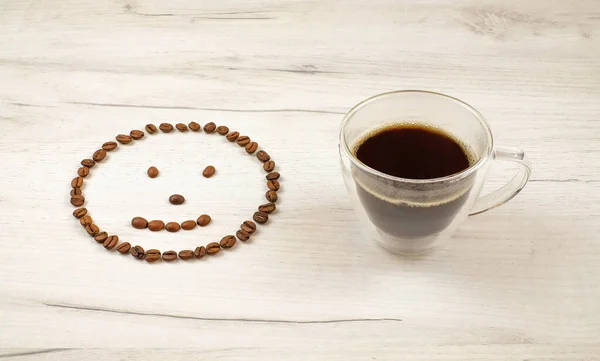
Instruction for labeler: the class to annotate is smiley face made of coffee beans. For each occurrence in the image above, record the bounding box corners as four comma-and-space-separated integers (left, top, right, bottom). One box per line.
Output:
70, 122, 280, 263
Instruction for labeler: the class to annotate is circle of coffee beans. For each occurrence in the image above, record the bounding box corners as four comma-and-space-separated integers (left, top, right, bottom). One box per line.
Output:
69, 122, 279, 263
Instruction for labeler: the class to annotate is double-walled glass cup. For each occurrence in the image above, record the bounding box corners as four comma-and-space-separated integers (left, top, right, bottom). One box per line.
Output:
339, 91, 531, 255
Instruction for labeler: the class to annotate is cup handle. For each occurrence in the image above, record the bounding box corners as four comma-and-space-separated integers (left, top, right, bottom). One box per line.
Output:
469, 146, 532, 216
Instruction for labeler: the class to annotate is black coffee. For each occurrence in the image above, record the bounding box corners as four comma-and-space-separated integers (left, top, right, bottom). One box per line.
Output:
353, 124, 474, 239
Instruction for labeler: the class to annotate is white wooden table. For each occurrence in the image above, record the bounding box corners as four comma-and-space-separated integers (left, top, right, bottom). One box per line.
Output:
1, 0, 599, 359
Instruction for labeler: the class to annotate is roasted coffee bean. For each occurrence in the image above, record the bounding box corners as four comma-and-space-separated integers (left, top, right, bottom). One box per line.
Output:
145, 249, 161, 262
226, 131, 239, 142
165, 222, 181, 232
130, 130, 145, 140
94, 232, 108, 243
102, 141, 118, 151
266, 190, 278, 203
256, 150, 270, 162
203, 122, 216, 133
259, 203, 276, 214
245, 142, 258, 154
241, 220, 257, 234
159, 123, 174, 133
194, 246, 207, 259
266, 172, 280, 181
93, 149, 107, 162
86, 224, 100, 236
70, 187, 82, 197
130, 245, 145, 259
216, 125, 229, 135
117, 242, 131, 254
148, 220, 165, 231
178, 250, 194, 260
176, 123, 188, 132
73, 207, 87, 218
189, 121, 201, 132
80, 215, 92, 226
197, 214, 211, 227
162, 250, 178, 262
77, 167, 90, 178
169, 194, 185, 205
263, 160, 275, 172
253, 211, 269, 224
81, 159, 96, 168
103, 235, 118, 250
71, 176, 84, 188
236, 136, 250, 146
116, 134, 133, 144
202, 165, 216, 178
70, 195, 85, 206
236, 229, 250, 241
206, 242, 221, 255
131, 217, 148, 229
267, 180, 280, 191
145, 124, 157, 134
220, 235, 236, 249
147, 166, 159, 178
181, 220, 196, 230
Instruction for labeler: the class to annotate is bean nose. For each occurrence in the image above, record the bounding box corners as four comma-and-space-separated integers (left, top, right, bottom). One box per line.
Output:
169, 194, 185, 205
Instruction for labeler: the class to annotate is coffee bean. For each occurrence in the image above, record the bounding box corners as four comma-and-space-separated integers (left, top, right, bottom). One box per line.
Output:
202, 165, 216, 178
71, 176, 84, 188
241, 220, 257, 234
162, 250, 178, 262
169, 194, 185, 205
256, 150, 270, 162
70, 187, 82, 197
147, 166, 159, 178
197, 214, 211, 227
86, 224, 100, 236
73, 207, 87, 218
145, 249, 161, 262
266, 190, 278, 203
148, 220, 165, 231
245, 142, 258, 154
253, 211, 269, 224
81, 159, 96, 168
159, 123, 174, 133
267, 180, 280, 191
77, 167, 90, 178
102, 141, 118, 151
116, 134, 132, 144
194, 246, 207, 259
236, 229, 250, 241
220, 235, 236, 249
131, 217, 148, 229
130, 130, 145, 140
178, 250, 194, 260
258, 203, 277, 214
130, 245, 145, 259
226, 131, 239, 142
236, 136, 250, 146
206, 242, 221, 255
216, 125, 229, 135
70, 195, 85, 206
103, 235, 118, 250
176, 123, 188, 132
181, 220, 196, 230
203, 122, 216, 133
165, 222, 181, 232
117, 242, 131, 254
145, 124, 157, 134
93, 149, 107, 162
263, 160, 275, 172
266, 172, 280, 181
189, 121, 201, 132
80, 215, 92, 226
94, 232, 108, 243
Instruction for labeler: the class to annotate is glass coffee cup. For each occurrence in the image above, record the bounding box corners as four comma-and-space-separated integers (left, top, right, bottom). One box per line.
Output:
339, 90, 531, 255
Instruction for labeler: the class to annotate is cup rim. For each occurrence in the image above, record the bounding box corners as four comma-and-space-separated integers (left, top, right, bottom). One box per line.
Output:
340, 90, 494, 184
